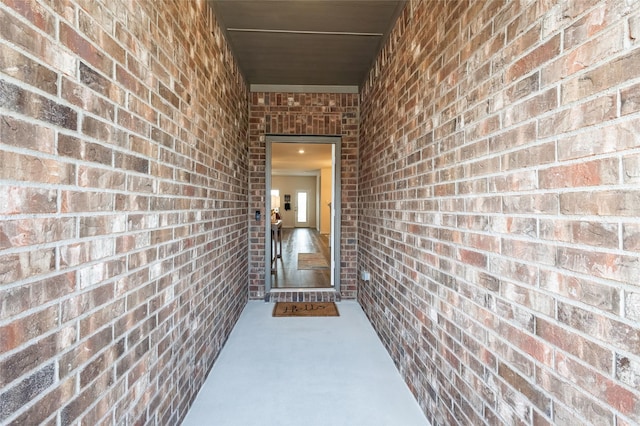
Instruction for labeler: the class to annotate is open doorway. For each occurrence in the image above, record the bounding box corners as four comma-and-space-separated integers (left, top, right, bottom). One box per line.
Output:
265, 136, 341, 294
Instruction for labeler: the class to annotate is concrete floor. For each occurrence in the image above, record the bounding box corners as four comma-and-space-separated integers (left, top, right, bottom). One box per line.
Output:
182, 301, 429, 426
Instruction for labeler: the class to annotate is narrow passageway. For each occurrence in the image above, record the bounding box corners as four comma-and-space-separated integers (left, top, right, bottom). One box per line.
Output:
182, 301, 429, 426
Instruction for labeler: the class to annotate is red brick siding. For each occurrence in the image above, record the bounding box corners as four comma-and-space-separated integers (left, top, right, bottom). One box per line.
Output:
248, 92, 359, 300
0, 0, 248, 424
359, 1, 640, 425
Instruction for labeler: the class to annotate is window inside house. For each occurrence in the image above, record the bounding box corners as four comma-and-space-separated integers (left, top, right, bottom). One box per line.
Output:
297, 191, 307, 223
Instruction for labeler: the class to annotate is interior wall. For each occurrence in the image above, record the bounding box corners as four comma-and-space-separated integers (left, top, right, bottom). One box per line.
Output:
248, 92, 359, 300
271, 175, 318, 228
359, 1, 640, 425
0, 0, 248, 424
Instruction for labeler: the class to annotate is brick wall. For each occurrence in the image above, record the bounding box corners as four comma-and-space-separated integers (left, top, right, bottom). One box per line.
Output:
0, 0, 248, 424
359, 1, 640, 425
248, 92, 359, 300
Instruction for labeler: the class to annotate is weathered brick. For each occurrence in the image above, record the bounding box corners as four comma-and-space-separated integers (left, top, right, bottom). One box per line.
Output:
81, 115, 120, 144
0, 185, 57, 215
0, 274, 75, 324
539, 219, 618, 248
489, 122, 536, 152
558, 302, 639, 354
6, 378, 75, 426
79, 348, 117, 389
557, 353, 639, 420
504, 20, 541, 58
626, 291, 640, 322
558, 246, 640, 283
0, 363, 55, 423
61, 283, 114, 323
114, 152, 149, 174
117, 108, 150, 137
500, 281, 554, 316
59, 21, 113, 75
61, 369, 114, 425
0, 248, 55, 284
489, 256, 538, 287
536, 317, 613, 374
0, 0, 245, 425
499, 362, 551, 414
58, 134, 112, 165
616, 354, 640, 389
0, 217, 75, 250
2, 0, 55, 35
557, 119, 640, 160
488, 169, 536, 192
503, 193, 558, 214
622, 152, 640, 184
0, 44, 57, 94
622, 81, 640, 116
116, 64, 149, 101
79, 214, 127, 238
501, 238, 556, 265
1, 115, 55, 153
78, 165, 126, 190
0, 7, 58, 67
623, 222, 640, 251
536, 365, 614, 425
561, 48, 640, 104
505, 34, 561, 83
61, 77, 116, 121
158, 81, 180, 109
565, 3, 604, 44
128, 96, 157, 125
541, 266, 622, 315
502, 87, 557, 127
0, 80, 77, 129
79, 296, 126, 338
504, 71, 540, 105
543, 24, 624, 87
539, 157, 619, 189
502, 142, 555, 171
560, 190, 640, 216
77, 8, 125, 65
0, 150, 75, 184
539, 94, 617, 138
61, 190, 114, 213
79, 62, 125, 105
0, 305, 58, 352
0, 333, 62, 388
489, 216, 536, 237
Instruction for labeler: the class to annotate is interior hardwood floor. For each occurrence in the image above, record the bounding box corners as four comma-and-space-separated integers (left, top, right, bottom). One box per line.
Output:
272, 227, 332, 289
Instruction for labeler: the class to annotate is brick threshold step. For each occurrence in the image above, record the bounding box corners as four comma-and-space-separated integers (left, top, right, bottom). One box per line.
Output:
266, 288, 340, 303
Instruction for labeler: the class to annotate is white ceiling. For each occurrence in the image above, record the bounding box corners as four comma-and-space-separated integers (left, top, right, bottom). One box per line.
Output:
271, 143, 333, 175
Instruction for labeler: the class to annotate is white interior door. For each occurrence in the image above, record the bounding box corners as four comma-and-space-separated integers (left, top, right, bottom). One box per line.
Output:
295, 191, 308, 227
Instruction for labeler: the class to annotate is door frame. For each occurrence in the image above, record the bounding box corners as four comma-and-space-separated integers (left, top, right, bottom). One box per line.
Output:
265, 135, 342, 295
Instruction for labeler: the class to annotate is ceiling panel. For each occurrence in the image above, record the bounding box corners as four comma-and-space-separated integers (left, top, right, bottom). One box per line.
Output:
208, 0, 406, 87
227, 31, 380, 85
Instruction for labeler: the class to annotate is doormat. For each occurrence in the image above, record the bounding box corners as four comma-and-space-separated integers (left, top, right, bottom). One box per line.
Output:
298, 253, 329, 270
272, 302, 339, 317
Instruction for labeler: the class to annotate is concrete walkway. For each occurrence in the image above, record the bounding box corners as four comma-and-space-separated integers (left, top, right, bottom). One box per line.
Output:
182, 301, 429, 426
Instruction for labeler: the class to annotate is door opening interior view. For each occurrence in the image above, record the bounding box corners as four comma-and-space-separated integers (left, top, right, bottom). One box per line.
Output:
266, 136, 341, 292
